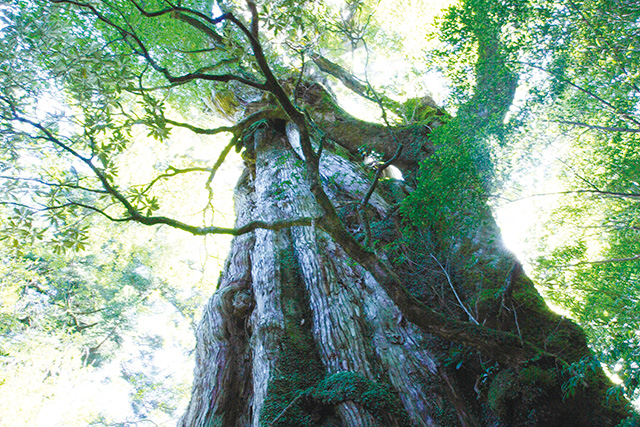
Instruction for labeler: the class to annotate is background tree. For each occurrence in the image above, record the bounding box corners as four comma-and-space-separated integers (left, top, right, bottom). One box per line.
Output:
0, 213, 209, 425
449, 0, 640, 405
0, 0, 638, 426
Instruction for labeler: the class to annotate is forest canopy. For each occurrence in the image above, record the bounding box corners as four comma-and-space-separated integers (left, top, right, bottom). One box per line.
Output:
0, 0, 639, 425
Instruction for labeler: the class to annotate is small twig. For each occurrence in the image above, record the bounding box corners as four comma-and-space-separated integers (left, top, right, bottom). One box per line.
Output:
71, 307, 107, 316
360, 143, 403, 208
512, 302, 524, 347
430, 254, 479, 325
204, 137, 237, 213
0, 175, 108, 194
549, 119, 640, 133
496, 188, 640, 206
140, 166, 212, 194
516, 60, 640, 127
267, 392, 307, 427
557, 254, 640, 268
89, 322, 119, 354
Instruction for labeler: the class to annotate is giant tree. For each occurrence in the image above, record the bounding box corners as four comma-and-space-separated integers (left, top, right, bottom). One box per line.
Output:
0, 0, 636, 426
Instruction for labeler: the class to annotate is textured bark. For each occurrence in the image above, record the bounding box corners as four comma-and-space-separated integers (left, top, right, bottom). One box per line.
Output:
180, 102, 631, 426
178, 168, 255, 427
291, 80, 438, 175
181, 121, 465, 427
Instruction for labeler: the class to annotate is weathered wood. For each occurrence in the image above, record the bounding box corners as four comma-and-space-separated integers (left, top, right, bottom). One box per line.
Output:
179, 170, 255, 427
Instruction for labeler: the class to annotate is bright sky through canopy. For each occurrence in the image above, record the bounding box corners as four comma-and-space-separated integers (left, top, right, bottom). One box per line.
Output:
4, 0, 639, 423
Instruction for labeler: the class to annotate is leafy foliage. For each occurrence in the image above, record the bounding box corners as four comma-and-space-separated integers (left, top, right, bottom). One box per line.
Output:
403, 117, 492, 244
430, 0, 640, 405
0, 198, 212, 425
1, 0, 639, 421
444, 0, 640, 404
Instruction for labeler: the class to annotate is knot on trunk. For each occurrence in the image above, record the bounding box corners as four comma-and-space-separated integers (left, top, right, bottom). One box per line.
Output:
232, 289, 253, 318
220, 280, 253, 321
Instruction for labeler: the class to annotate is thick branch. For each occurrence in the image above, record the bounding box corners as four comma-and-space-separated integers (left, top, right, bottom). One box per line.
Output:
166, 107, 286, 136
561, 254, 640, 267
164, 119, 235, 135
170, 11, 225, 46
292, 81, 432, 172
129, 215, 316, 236
311, 53, 403, 113
551, 119, 640, 133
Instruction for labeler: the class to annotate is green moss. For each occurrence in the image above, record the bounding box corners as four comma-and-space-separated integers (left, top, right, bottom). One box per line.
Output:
313, 372, 413, 427
487, 369, 519, 417
545, 323, 590, 362
260, 244, 324, 427
510, 275, 551, 313
401, 97, 439, 124
483, 359, 630, 426
486, 365, 558, 425
518, 365, 557, 388
259, 243, 414, 426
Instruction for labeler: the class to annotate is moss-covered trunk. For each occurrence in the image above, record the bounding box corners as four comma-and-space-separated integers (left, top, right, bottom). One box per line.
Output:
179, 89, 631, 426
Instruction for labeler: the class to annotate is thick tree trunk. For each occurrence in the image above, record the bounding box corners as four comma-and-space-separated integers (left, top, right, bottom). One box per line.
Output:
179, 92, 631, 426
